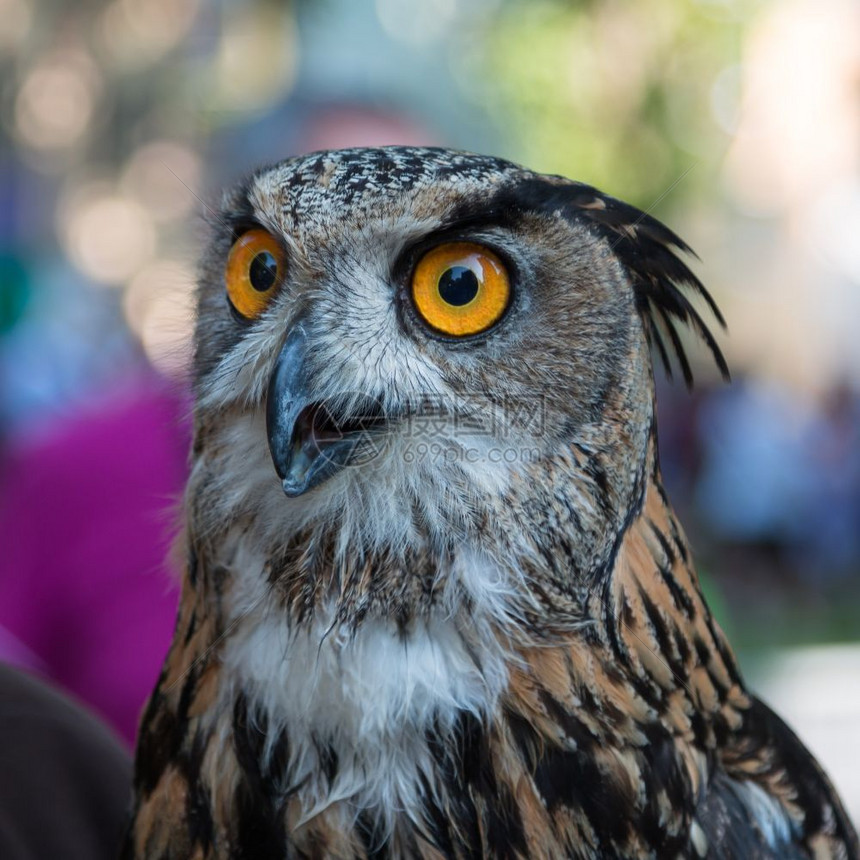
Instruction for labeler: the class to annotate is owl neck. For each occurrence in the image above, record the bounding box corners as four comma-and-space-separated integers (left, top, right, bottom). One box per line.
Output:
165, 398, 735, 682
163, 416, 745, 726
126, 443, 750, 857
129, 358, 750, 857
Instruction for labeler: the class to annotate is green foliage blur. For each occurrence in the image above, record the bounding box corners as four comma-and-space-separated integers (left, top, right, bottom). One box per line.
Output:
482, 0, 742, 211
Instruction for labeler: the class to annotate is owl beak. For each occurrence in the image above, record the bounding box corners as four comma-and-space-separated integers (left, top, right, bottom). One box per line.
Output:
266, 325, 388, 497
266, 324, 329, 496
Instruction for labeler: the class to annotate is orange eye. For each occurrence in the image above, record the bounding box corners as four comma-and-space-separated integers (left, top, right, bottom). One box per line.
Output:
225, 229, 286, 319
411, 242, 511, 337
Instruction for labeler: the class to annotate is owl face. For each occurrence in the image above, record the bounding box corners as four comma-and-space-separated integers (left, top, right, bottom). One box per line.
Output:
191, 147, 714, 565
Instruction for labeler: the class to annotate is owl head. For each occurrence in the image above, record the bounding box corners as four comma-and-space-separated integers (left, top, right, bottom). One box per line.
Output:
189, 147, 725, 625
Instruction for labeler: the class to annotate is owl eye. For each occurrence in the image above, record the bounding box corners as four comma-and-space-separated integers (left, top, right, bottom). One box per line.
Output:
225, 229, 286, 319
411, 242, 511, 337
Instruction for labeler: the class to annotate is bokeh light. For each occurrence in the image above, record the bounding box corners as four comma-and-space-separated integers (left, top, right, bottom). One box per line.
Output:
0, 0, 32, 55
124, 260, 195, 377
59, 185, 156, 286
121, 141, 202, 223
210, 5, 298, 114
98, 0, 200, 69
375, 0, 457, 45
723, 0, 860, 215
14, 50, 101, 153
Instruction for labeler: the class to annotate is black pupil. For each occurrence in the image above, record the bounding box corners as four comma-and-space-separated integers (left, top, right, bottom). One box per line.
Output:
249, 251, 277, 292
438, 266, 479, 306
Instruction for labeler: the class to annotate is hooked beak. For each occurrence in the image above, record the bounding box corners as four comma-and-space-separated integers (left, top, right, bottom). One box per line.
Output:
265, 326, 388, 497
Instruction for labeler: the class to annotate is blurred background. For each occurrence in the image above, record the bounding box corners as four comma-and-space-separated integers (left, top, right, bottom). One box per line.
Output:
0, 0, 857, 822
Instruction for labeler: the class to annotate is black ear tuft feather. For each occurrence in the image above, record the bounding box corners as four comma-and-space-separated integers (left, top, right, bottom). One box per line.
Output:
568, 184, 729, 387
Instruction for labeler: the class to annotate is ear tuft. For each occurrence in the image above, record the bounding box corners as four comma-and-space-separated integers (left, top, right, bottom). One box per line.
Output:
569, 185, 729, 387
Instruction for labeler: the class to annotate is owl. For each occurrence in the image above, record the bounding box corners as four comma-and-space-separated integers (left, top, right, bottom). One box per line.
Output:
122, 147, 858, 859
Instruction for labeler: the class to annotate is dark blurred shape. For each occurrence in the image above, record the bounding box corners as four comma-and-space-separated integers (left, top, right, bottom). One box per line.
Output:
0, 663, 131, 860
